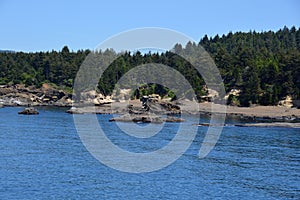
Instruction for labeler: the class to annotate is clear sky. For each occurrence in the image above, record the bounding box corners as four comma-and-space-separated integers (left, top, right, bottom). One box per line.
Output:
0, 0, 299, 52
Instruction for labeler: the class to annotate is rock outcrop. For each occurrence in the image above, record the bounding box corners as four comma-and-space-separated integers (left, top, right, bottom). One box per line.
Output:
0, 84, 73, 106
108, 95, 183, 123
140, 95, 181, 114
18, 107, 39, 115
278, 95, 293, 108
109, 113, 184, 123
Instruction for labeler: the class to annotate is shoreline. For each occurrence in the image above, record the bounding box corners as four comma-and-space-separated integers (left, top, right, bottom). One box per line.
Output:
2, 102, 300, 127
2, 100, 299, 122
235, 122, 300, 128
1, 83, 299, 122
196, 102, 300, 122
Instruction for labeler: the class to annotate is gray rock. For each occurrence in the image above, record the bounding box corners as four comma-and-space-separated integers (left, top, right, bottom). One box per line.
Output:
18, 107, 39, 115
65, 107, 85, 114
109, 114, 184, 123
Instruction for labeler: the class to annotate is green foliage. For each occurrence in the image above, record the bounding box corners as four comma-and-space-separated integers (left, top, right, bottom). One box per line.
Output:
227, 94, 240, 106
0, 47, 89, 89
97, 51, 206, 100
0, 26, 299, 106
0, 77, 8, 85
200, 26, 300, 106
132, 84, 170, 100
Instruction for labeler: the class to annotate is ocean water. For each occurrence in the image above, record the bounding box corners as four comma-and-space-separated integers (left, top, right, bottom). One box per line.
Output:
0, 107, 299, 199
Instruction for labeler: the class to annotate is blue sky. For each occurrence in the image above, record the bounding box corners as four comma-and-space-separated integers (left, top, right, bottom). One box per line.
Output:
0, 0, 299, 52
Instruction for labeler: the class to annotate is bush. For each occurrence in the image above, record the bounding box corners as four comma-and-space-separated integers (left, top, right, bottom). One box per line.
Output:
227, 94, 240, 106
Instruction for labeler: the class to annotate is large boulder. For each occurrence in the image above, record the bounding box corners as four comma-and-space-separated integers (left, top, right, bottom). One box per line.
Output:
278, 95, 293, 108
140, 95, 181, 114
18, 107, 39, 115
66, 107, 85, 114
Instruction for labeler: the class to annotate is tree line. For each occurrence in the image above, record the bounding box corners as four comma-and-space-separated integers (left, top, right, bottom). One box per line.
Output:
0, 26, 299, 106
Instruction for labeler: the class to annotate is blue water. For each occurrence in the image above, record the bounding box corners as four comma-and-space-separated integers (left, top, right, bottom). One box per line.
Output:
0, 107, 299, 199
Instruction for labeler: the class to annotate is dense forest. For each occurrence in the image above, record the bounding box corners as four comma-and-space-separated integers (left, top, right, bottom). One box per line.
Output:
0, 26, 299, 106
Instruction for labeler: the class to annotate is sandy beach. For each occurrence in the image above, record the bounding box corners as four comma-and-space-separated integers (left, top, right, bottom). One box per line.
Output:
197, 102, 300, 118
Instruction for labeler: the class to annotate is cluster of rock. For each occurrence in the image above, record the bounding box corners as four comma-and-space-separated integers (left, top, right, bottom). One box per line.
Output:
78, 90, 113, 105
200, 87, 220, 102
0, 84, 73, 106
65, 92, 184, 123
278, 95, 300, 108
139, 95, 180, 114
108, 95, 184, 123
109, 113, 184, 123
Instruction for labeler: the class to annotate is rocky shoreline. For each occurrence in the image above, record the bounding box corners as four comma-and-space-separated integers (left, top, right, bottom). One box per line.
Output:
0, 84, 73, 107
235, 122, 300, 128
109, 114, 184, 123
196, 102, 300, 123
1, 84, 300, 124
65, 100, 300, 123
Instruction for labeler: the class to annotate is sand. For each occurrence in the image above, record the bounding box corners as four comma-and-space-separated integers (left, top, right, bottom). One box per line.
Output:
196, 102, 300, 118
